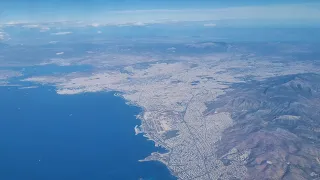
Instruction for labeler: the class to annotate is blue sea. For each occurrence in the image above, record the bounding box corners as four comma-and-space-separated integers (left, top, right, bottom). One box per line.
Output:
0, 86, 175, 180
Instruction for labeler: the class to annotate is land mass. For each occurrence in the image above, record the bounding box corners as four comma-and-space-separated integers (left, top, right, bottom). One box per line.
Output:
22, 42, 320, 179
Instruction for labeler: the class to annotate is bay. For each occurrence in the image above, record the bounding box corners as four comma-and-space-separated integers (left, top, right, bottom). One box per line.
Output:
0, 86, 175, 180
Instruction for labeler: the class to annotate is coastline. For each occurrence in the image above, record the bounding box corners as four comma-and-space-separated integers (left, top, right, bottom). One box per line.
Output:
113, 92, 176, 177
1, 85, 176, 180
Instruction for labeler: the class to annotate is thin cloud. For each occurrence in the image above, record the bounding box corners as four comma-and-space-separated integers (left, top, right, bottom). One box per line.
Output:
51, 32, 72, 35
0, 33, 4, 40
0, 31, 7, 40
131, 22, 146, 26
204, 23, 216, 27
91, 23, 100, 27
101, 3, 320, 24
49, 41, 58, 44
167, 47, 176, 52
22, 24, 39, 28
1, 3, 319, 27
4, 21, 26, 26
40, 27, 50, 32
117, 21, 146, 27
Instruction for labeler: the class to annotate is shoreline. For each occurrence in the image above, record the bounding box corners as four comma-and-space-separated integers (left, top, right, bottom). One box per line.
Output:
0, 85, 176, 180
113, 92, 176, 178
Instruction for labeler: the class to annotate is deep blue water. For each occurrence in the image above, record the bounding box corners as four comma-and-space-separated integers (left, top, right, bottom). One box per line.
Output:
0, 86, 175, 180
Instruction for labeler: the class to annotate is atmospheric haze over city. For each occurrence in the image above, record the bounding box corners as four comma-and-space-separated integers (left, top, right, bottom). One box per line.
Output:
0, 0, 320, 180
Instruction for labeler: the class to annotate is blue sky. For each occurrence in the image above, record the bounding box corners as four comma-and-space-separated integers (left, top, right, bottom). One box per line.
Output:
0, 0, 320, 26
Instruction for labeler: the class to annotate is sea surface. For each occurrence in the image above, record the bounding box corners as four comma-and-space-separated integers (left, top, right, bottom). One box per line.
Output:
0, 86, 175, 180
